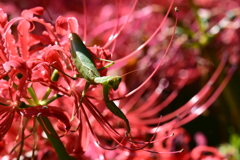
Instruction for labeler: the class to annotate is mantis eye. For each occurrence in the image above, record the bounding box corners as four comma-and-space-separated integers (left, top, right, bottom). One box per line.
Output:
108, 80, 114, 87
108, 77, 122, 91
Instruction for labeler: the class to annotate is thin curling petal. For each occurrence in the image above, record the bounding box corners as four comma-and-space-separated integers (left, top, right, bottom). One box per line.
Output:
56, 16, 79, 36
0, 105, 15, 141
18, 106, 71, 132
21, 7, 44, 18
56, 16, 69, 36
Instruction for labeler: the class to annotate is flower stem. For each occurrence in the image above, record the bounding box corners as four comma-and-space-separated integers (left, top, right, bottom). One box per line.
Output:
28, 87, 39, 105
42, 87, 52, 101
40, 94, 62, 105
42, 69, 60, 101
37, 116, 72, 160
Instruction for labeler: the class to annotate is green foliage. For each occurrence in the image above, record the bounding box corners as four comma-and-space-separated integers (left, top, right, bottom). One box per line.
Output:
219, 134, 240, 160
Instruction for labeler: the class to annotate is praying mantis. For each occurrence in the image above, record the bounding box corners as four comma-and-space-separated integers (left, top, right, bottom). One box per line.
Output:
68, 33, 131, 135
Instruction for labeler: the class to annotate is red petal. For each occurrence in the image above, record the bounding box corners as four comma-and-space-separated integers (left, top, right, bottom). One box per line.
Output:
67, 17, 79, 33
0, 9, 7, 28
56, 16, 68, 36
19, 105, 71, 131
21, 7, 44, 18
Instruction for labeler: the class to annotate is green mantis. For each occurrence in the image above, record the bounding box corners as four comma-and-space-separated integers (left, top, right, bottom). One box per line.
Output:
68, 33, 131, 135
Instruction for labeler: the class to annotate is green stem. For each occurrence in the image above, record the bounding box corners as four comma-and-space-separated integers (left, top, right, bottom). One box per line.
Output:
42, 88, 52, 101
37, 117, 72, 160
42, 69, 60, 101
40, 94, 62, 106
28, 87, 39, 105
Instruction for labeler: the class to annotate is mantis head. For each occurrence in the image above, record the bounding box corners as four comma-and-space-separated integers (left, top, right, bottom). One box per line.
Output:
107, 76, 122, 91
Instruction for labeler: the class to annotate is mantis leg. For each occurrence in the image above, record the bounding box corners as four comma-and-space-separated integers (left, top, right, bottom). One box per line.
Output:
50, 65, 82, 80
102, 82, 131, 134
95, 58, 115, 71
81, 82, 90, 103
105, 100, 131, 134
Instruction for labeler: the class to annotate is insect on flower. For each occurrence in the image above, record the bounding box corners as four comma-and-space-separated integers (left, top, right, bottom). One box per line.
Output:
68, 32, 131, 136
51, 0, 181, 155
2, 0, 237, 159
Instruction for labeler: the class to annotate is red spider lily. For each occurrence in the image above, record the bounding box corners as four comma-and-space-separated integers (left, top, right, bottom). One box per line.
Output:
0, 6, 75, 159
0, 0, 239, 159
62, 1, 238, 159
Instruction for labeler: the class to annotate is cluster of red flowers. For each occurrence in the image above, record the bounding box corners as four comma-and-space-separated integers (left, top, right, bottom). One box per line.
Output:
0, 0, 239, 159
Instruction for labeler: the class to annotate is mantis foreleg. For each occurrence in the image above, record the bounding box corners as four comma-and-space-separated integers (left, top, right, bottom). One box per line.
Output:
102, 81, 131, 134
95, 58, 114, 71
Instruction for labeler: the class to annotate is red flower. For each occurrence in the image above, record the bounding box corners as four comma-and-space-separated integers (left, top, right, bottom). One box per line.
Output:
0, 0, 239, 159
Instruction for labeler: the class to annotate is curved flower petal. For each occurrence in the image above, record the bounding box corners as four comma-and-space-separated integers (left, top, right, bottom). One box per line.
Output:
56, 16, 79, 36
21, 7, 44, 19
18, 105, 71, 132
0, 8, 7, 30
0, 105, 15, 141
